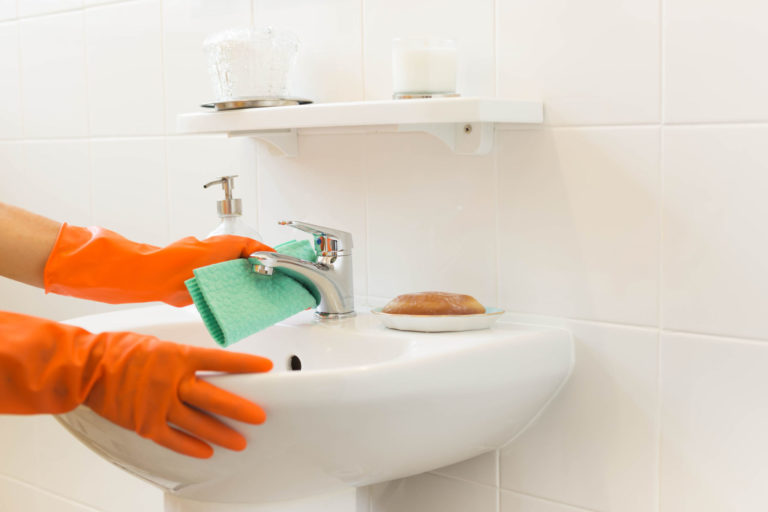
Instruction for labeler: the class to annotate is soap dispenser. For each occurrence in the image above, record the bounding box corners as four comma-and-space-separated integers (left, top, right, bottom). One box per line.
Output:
203, 175, 263, 240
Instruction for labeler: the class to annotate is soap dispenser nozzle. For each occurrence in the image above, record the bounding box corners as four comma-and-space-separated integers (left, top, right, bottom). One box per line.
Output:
204, 175, 241, 216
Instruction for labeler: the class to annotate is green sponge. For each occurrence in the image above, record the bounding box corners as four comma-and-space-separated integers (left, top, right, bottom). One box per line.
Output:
185, 240, 318, 347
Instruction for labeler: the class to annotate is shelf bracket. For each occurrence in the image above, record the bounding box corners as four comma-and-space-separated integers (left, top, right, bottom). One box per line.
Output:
228, 128, 299, 157
397, 122, 495, 155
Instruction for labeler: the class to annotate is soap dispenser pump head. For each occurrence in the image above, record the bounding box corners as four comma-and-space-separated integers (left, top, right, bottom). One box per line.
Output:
204, 175, 242, 217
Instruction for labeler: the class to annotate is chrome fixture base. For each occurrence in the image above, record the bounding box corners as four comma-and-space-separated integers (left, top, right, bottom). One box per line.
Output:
251, 221, 355, 319
392, 92, 460, 100
314, 311, 357, 321
201, 97, 313, 111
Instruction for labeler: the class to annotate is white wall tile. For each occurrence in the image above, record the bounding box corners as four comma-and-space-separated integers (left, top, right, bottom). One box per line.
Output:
663, 126, 768, 340
0, 23, 22, 138
251, 0, 363, 102
166, 135, 258, 240
0, 415, 40, 483
90, 138, 168, 246
19, 12, 88, 138
0, 140, 124, 318
664, 0, 768, 123
0, 141, 24, 201
84, 0, 124, 5
498, 0, 659, 125
0, 415, 162, 512
366, 132, 497, 306
18, 0, 81, 18
16, 140, 91, 225
363, 0, 494, 100
0, 474, 99, 512
501, 490, 593, 512
85, 0, 164, 135
32, 416, 164, 512
256, 134, 367, 297
370, 473, 496, 512
432, 451, 497, 488
0, 276, 122, 318
162, 0, 251, 133
500, 315, 658, 512
0, 0, 16, 20
497, 127, 660, 326
661, 333, 768, 512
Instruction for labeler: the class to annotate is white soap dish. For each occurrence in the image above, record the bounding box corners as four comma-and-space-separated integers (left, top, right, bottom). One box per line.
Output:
371, 307, 504, 332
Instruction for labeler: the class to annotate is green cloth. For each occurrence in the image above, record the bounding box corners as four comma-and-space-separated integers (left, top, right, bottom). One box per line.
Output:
185, 240, 318, 347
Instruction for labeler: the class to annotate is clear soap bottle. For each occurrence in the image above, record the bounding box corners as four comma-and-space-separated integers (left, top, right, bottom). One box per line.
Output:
203, 175, 263, 241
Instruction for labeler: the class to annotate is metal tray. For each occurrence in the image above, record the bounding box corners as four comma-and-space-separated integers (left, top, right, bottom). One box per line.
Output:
201, 97, 314, 111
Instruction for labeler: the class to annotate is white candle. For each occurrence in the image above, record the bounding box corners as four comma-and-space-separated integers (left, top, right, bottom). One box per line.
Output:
392, 37, 457, 96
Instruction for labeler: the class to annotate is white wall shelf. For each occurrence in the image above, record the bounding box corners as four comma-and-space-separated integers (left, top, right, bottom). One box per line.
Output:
176, 97, 543, 156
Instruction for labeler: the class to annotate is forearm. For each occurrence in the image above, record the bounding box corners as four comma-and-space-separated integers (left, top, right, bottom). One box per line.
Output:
0, 203, 61, 288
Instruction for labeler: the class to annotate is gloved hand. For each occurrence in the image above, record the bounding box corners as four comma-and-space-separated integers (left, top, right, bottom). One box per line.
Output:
44, 223, 274, 306
0, 311, 272, 458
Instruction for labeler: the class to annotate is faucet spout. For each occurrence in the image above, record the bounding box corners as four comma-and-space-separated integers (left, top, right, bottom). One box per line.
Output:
250, 251, 355, 320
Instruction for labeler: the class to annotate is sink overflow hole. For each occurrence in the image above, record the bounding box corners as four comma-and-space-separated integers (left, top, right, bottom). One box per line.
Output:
288, 355, 302, 371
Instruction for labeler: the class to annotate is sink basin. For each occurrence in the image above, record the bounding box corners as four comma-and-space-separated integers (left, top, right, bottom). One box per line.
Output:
57, 305, 573, 511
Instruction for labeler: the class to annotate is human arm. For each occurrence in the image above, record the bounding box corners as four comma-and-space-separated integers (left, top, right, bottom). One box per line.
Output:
0, 202, 274, 306
0, 203, 61, 288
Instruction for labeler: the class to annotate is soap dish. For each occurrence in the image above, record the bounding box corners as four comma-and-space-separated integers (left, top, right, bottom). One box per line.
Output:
201, 97, 313, 111
371, 307, 504, 333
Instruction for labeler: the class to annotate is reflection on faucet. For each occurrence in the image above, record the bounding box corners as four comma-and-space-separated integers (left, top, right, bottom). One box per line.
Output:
251, 221, 355, 320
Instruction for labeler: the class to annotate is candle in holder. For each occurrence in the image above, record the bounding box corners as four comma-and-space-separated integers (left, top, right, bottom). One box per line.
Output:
392, 37, 458, 99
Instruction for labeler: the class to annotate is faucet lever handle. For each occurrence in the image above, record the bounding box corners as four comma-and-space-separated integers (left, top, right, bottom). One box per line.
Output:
278, 220, 353, 255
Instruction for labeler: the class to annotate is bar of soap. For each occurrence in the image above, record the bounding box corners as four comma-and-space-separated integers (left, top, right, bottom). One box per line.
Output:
382, 292, 485, 315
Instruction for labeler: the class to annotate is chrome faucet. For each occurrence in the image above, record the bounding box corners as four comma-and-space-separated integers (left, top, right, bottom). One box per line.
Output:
250, 221, 355, 320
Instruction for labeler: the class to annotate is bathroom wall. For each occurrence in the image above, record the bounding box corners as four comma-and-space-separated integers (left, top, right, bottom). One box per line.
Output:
0, 0, 766, 511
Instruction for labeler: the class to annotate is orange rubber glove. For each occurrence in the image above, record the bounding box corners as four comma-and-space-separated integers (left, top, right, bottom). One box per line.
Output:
44, 223, 274, 307
0, 312, 272, 458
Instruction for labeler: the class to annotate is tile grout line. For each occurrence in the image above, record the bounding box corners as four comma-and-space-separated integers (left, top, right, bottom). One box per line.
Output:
502, 309, 768, 345
359, 0, 366, 100
159, 0, 171, 242
492, 0, 497, 99
3, 120, 768, 146
426, 470, 498, 491
495, 449, 501, 512
656, 0, 666, 503
12, 0, 139, 22
81, 3, 95, 223
0, 473, 101, 512
14, 14, 25, 138
502, 488, 600, 512
656, 0, 666, 504
492, 86, 502, 512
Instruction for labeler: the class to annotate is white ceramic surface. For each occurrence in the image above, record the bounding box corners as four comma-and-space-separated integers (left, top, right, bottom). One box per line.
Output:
85, 0, 164, 136
497, 0, 659, 125
500, 314, 659, 512
664, 0, 768, 123
90, 138, 169, 246
0, 0, 15, 20
18, 0, 79, 17
19, 12, 88, 137
0, 24, 22, 139
663, 126, 768, 340
56, 305, 573, 507
496, 127, 660, 327
365, 132, 497, 306
660, 332, 768, 512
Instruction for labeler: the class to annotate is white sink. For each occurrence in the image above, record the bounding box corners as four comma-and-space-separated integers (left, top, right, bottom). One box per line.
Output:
57, 305, 573, 512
